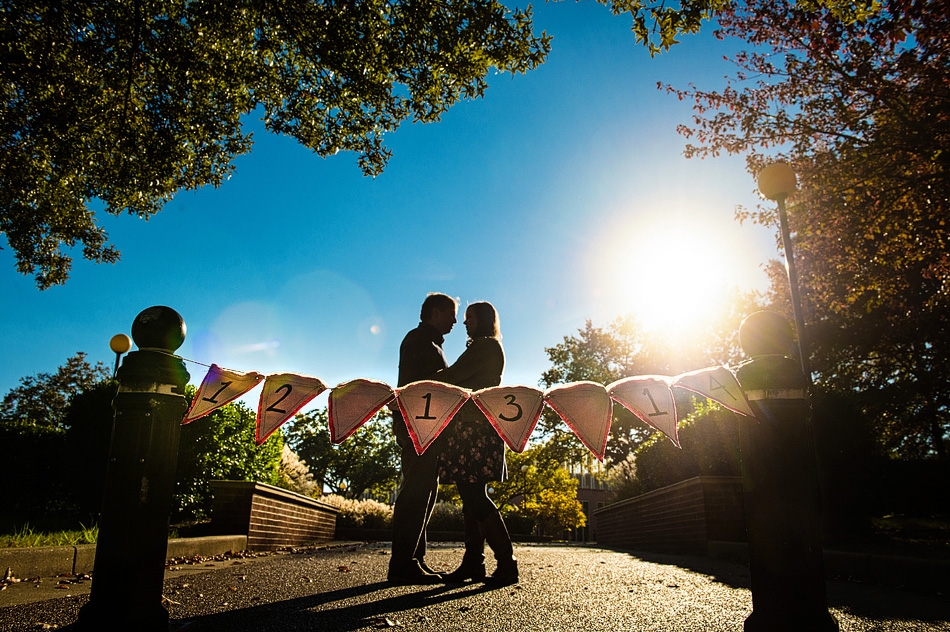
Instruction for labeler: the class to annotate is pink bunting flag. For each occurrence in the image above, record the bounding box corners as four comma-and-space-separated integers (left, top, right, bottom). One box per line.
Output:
184, 364, 265, 424
395, 381, 469, 456
607, 375, 680, 447
328, 378, 396, 444
472, 385, 545, 453
543, 381, 612, 461
256, 373, 328, 445
673, 366, 755, 418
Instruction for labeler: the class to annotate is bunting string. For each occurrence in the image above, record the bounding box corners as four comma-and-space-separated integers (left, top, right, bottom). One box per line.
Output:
177, 360, 756, 460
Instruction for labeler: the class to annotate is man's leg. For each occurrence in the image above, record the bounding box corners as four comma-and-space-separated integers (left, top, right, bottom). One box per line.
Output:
389, 438, 440, 582
414, 478, 438, 563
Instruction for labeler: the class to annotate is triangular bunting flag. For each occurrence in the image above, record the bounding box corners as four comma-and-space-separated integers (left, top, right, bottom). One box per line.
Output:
184, 364, 265, 424
543, 381, 612, 461
256, 373, 328, 445
396, 381, 469, 456
472, 385, 545, 453
328, 378, 396, 444
673, 366, 755, 418
607, 376, 680, 447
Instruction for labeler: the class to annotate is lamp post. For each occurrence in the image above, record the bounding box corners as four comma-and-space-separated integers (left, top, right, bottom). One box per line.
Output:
109, 333, 132, 378
757, 161, 812, 386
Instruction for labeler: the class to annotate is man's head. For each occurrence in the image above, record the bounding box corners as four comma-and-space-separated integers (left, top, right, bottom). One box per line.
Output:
420, 293, 458, 335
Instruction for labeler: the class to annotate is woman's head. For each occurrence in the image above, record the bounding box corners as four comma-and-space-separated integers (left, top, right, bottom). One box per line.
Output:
464, 301, 501, 339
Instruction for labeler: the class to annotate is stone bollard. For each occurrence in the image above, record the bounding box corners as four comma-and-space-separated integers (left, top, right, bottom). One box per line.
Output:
75, 306, 190, 632
735, 311, 837, 632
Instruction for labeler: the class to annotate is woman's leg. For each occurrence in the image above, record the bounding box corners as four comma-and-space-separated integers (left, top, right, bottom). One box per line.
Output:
444, 482, 489, 583
457, 482, 518, 586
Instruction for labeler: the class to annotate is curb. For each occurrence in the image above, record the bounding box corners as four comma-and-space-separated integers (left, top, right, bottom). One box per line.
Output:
0, 535, 248, 580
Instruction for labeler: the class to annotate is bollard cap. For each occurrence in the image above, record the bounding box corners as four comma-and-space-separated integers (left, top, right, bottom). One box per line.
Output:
131, 306, 187, 352
739, 311, 795, 358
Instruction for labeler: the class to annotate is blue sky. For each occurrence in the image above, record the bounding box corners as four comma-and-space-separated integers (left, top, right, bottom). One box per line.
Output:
0, 1, 779, 407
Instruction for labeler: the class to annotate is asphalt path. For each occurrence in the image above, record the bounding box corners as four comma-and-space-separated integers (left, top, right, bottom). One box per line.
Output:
1, 542, 948, 631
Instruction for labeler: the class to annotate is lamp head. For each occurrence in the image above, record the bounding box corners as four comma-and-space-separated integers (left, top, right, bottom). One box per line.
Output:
757, 162, 797, 201
109, 333, 132, 354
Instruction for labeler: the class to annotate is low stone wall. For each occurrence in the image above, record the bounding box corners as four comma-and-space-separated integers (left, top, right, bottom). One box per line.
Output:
210, 481, 339, 550
593, 476, 745, 554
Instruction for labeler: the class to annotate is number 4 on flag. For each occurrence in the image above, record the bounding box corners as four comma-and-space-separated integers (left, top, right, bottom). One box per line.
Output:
673, 366, 754, 418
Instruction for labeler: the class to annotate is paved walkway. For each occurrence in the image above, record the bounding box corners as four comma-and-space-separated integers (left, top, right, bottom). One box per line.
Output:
1, 542, 948, 631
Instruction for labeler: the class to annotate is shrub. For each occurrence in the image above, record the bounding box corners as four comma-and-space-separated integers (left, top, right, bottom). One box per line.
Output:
627, 401, 742, 495
500, 508, 536, 535
322, 495, 393, 530
427, 502, 464, 531
0, 423, 72, 525
276, 445, 319, 497
175, 390, 283, 521
605, 452, 642, 502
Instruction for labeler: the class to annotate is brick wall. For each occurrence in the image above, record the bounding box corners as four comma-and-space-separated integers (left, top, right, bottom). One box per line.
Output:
593, 476, 745, 554
210, 480, 339, 550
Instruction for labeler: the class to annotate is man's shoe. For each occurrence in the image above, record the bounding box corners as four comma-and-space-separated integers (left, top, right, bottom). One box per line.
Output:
387, 560, 443, 585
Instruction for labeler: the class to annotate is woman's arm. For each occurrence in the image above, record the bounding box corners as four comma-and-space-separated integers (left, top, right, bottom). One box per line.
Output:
434, 338, 495, 388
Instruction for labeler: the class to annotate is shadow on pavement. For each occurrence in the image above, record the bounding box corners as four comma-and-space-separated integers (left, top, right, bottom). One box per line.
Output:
183, 580, 496, 631
615, 548, 950, 625
613, 549, 752, 590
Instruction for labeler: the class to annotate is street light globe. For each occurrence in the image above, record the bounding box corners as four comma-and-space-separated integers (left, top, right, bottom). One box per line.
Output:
757, 161, 797, 200
109, 333, 132, 354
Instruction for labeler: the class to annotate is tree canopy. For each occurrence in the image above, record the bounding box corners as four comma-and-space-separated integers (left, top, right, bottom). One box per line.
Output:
491, 441, 586, 536
284, 407, 399, 499
539, 291, 761, 463
0, 352, 111, 430
3, 0, 881, 289
1, 0, 551, 288
665, 0, 949, 458
596, 0, 878, 56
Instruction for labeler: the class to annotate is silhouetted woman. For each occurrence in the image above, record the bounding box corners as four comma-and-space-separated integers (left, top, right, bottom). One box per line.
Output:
435, 301, 517, 586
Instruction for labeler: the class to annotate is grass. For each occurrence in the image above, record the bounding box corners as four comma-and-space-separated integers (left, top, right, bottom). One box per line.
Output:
0, 523, 98, 548
869, 514, 950, 558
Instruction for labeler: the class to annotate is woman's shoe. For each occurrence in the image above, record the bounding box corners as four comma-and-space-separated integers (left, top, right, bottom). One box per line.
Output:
443, 559, 487, 584
484, 559, 519, 587
444, 510, 487, 583
479, 509, 518, 587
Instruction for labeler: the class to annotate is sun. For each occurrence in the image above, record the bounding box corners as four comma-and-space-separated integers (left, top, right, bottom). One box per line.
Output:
595, 215, 754, 337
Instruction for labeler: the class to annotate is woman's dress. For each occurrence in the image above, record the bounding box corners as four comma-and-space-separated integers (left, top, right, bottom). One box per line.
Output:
435, 336, 506, 483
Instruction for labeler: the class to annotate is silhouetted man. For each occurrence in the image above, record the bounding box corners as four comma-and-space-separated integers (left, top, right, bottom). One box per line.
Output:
388, 293, 458, 583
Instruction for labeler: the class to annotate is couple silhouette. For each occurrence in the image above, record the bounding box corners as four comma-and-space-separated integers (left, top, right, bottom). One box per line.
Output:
387, 293, 518, 587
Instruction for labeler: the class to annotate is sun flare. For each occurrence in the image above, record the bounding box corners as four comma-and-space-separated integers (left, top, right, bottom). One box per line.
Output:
596, 216, 753, 337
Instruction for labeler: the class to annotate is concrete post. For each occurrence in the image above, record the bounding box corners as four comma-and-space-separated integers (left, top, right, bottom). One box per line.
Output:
75, 306, 189, 631
735, 311, 837, 632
